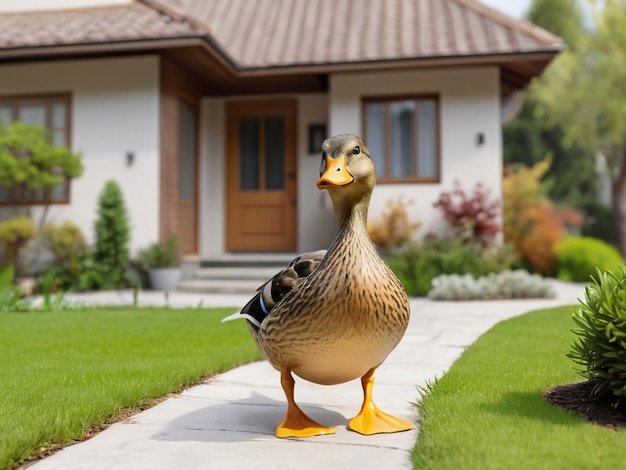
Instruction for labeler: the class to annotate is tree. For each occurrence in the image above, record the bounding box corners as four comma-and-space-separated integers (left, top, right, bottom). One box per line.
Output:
536, 0, 626, 255
503, 0, 593, 208
0, 122, 84, 230
527, 0, 584, 49
93, 181, 130, 288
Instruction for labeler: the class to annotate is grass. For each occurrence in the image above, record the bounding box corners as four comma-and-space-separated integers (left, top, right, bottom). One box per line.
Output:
0, 307, 260, 470
412, 306, 626, 469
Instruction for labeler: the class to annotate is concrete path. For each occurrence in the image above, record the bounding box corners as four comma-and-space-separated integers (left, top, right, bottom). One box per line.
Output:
30, 282, 586, 470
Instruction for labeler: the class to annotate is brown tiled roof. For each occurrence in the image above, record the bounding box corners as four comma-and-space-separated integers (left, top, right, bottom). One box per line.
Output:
0, 0, 563, 72
0, 3, 198, 48
158, 0, 563, 70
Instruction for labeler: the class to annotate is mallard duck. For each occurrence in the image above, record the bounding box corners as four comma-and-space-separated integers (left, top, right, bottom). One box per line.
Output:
224, 134, 414, 438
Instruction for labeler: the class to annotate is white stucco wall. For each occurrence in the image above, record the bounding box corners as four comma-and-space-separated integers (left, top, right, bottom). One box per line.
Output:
200, 98, 225, 258
296, 94, 334, 251
0, 56, 161, 254
329, 66, 503, 238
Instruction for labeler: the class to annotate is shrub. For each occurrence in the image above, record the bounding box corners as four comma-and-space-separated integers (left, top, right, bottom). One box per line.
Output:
0, 216, 35, 278
569, 267, 626, 408
137, 235, 181, 268
93, 181, 130, 288
555, 236, 623, 282
503, 160, 573, 273
40, 253, 108, 293
428, 270, 555, 301
386, 238, 516, 297
517, 205, 564, 274
432, 181, 501, 245
39, 221, 107, 293
368, 196, 421, 252
43, 220, 88, 272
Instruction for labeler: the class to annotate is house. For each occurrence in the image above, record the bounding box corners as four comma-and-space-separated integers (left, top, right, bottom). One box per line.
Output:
0, 0, 563, 260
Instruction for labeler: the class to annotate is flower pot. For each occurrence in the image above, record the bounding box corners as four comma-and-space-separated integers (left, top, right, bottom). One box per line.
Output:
148, 267, 181, 291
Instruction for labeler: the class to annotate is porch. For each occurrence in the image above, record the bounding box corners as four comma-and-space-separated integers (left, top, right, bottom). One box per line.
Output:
177, 253, 298, 295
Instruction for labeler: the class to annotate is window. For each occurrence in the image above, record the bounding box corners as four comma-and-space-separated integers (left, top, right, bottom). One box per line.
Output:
363, 95, 440, 183
0, 94, 72, 204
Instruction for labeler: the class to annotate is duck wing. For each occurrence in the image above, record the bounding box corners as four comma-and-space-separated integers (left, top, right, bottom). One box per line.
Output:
221, 250, 327, 330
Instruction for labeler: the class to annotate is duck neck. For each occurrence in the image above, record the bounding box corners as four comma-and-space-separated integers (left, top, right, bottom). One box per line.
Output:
328, 192, 373, 254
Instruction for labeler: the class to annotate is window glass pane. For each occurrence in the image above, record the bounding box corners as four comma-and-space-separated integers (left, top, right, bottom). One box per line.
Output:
0, 187, 11, 202
52, 102, 67, 128
365, 103, 386, 177
52, 130, 66, 146
49, 182, 68, 201
417, 100, 437, 178
178, 100, 196, 200
0, 106, 12, 126
18, 105, 46, 127
265, 116, 285, 191
239, 117, 260, 191
28, 188, 44, 202
390, 101, 415, 177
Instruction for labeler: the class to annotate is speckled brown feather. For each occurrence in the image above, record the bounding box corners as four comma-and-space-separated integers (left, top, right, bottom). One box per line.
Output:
237, 250, 326, 329
245, 134, 410, 386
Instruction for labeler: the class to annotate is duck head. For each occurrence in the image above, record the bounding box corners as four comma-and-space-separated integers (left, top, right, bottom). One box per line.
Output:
316, 134, 376, 206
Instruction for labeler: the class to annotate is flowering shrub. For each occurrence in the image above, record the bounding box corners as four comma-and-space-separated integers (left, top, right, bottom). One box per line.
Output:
518, 205, 564, 273
432, 181, 501, 245
502, 160, 583, 273
368, 195, 421, 252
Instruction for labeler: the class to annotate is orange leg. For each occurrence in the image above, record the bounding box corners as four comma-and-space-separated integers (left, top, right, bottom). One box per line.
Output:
275, 368, 336, 438
348, 367, 415, 435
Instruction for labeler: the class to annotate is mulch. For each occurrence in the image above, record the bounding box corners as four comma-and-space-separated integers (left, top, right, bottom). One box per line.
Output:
544, 380, 626, 431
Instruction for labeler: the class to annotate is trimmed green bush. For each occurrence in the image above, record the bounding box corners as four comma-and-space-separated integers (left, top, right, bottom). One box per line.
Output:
555, 236, 623, 282
93, 181, 130, 288
569, 266, 626, 408
386, 238, 516, 297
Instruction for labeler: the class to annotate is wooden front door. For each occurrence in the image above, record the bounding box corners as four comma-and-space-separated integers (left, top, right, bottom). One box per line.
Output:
226, 100, 297, 252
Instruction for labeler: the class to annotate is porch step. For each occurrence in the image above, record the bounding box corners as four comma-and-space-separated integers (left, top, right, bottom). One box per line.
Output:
177, 255, 296, 295
176, 278, 264, 295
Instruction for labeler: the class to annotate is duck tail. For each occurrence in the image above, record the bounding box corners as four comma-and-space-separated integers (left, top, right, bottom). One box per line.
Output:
221, 290, 270, 331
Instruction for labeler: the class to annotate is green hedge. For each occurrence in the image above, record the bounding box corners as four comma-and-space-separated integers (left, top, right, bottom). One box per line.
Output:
386, 238, 516, 297
555, 236, 623, 282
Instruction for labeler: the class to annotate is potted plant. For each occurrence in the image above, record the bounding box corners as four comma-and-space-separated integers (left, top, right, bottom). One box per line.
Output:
137, 235, 182, 291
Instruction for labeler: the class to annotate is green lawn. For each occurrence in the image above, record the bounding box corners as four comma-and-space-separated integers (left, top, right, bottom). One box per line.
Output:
0, 307, 260, 470
412, 306, 626, 469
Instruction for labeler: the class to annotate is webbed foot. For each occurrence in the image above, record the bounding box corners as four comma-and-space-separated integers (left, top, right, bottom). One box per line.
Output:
348, 401, 414, 435
277, 368, 336, 438
276, 407, 336, 438
348, 367, 415, 435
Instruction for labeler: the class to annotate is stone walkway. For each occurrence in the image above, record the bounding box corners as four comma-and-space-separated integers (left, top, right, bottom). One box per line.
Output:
30, 282, 586, 469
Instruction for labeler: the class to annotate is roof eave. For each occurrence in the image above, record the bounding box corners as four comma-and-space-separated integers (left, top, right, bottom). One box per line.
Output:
0, 35, 563, 85
233, 49, 565, 77
0, 35, 240, 75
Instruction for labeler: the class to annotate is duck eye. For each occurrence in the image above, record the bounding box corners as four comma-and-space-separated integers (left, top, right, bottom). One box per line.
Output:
352, 146, 361, 155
